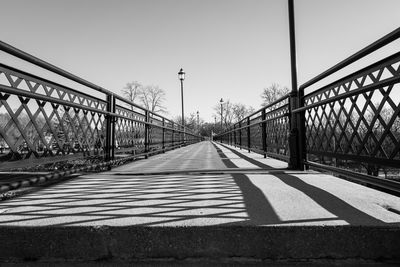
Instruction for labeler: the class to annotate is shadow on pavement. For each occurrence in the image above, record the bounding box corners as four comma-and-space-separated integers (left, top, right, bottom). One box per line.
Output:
215, 142, 387, 226
212, 143, 281, 225
0, 141, 393, 227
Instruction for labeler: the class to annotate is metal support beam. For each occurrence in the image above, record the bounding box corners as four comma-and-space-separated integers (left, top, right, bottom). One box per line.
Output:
247, 117, 251, 153
288, 0, 304, 170
171, 122, 175, 148
239, 121, 242, 149
144, 110, 149, 159
110, 95, 116, 160
261, 109, 267, 158
105, 94, 113, 162
162, 118, 165, 153
233, 125, 236, 147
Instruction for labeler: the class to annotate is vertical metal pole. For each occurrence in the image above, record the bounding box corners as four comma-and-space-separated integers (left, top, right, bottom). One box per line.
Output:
144, 110, 149, 159
233, 125, 236, 147
171, 122, 174, 148
261, 109, 267, 158
180, 79, 185, 145
220, 103, 223, 131
105, 94, 112, 162
288, 0, 303, 170
239, 121, 242, 149
247, 117, 251, 153
181, 80, 184, 127
110, 95, 116, 160
197, 111, 199, 134
180, 125, 183, 147
299, 87, 307, 169
162, 118, 165, 153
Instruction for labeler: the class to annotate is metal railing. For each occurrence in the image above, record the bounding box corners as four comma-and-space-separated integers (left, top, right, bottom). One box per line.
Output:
214, 95, 290, 162
0, 41, 202, 171
215, 27, 400, 194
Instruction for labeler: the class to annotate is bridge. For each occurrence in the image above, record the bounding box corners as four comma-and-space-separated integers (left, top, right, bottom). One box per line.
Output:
0, 10, 400, 266
1, 141, 399, 264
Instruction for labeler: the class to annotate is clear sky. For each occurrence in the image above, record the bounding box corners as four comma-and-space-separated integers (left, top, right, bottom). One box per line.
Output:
1, 0, 399, 122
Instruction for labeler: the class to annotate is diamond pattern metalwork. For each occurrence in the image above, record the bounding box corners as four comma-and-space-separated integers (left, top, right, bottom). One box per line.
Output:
303, 53, 400, 171
0, 64, 107, 168
219, 96, 289, 159
0, 41, 201, 172
115, 105, 146, 153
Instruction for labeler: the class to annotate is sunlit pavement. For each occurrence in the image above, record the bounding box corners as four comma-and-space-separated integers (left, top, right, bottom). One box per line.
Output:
0, 141, 399, 227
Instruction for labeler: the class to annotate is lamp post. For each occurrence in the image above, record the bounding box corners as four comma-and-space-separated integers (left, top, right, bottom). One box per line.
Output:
220, 98, 224, 131
178, 68, 185, 127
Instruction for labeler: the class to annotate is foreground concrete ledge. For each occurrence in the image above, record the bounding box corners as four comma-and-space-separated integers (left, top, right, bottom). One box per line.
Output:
1, 226, 399, 262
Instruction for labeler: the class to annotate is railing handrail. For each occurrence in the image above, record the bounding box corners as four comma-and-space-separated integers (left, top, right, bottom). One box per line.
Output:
299, 26, 400, 91
222, 94, 290, 131
0, 62, 106, 104
0, 40, 113, 96
0, 40, 189, 130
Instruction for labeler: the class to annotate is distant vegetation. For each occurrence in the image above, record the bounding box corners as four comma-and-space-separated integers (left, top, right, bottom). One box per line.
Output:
122, 81, 167, 114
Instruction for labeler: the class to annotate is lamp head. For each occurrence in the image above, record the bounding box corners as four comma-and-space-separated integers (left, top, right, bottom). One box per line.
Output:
178, 68, 185, 81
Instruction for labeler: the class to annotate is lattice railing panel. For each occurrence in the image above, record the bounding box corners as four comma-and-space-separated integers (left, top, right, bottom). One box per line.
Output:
0, 64, 108, 165
265, 97, 290, 157
249, 114, 262, 151
115, 105, 146, 152
304, 53, 400, 169
215, 96, 290, 159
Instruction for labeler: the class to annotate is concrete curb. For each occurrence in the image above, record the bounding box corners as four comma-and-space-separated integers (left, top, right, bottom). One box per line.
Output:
1, 226, 399, 262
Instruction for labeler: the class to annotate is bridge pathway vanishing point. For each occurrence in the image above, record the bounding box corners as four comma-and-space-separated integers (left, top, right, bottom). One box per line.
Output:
1, 141, 399, 227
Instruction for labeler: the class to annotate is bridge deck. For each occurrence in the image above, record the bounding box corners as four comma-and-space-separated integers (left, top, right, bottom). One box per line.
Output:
0, 141, 399, 227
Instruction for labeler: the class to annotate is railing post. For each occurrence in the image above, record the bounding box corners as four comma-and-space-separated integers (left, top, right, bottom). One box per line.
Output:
233, 125, 236, 147
299, 88, 307, 169
144, 110, 149, 159
180, 126, 183, 147
261, 109, 267, 158
239, 121, 242, 149
184, 126, 186, 146
111, 95, 116, 160
287, 0, 304, 170
105, 94, 113, 162
171, 122, 174, 148
162, 118, 165, 153
247, 117, 251, 153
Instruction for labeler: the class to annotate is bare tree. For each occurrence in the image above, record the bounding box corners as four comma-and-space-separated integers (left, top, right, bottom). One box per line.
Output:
213, 99, 232, 129
140, 85, 167, 114
261, 83, 290, 108
122, 81, 142, 103
174, 113, 200, 130
213, 100, 254, 130
232, 103, 254, 122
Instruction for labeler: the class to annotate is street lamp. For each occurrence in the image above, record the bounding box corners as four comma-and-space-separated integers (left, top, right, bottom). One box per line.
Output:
220, 98, 224, 131
178, 68, 185, 127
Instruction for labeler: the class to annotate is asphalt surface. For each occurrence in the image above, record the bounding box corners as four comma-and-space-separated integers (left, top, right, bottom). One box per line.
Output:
0, 141, 399, 227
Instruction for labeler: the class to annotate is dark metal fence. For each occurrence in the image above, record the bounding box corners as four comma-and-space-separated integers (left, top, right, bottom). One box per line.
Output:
215, 27, 400, 193
215, 95, 290, 162
0, 41, 201, 171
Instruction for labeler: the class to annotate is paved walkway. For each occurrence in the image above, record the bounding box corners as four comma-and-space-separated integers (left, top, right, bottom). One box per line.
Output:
0, 141, 399, 227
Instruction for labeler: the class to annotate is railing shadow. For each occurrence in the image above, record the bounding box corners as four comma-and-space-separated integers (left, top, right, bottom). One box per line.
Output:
217, 143, 393, 226
0, 141, 397, 227
212, 143, 281, 225
0, 172, 258, 227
